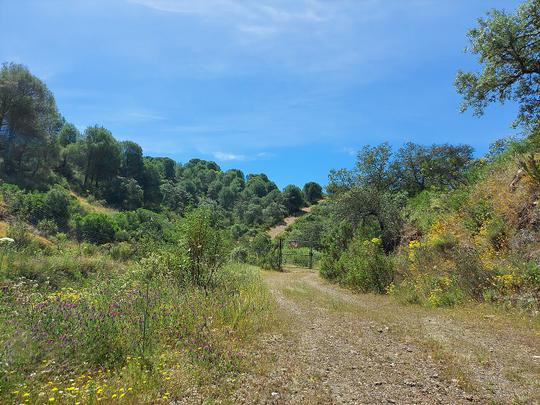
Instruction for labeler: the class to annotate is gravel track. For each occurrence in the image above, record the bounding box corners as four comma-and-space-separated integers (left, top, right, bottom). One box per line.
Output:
231, 267, 540, 404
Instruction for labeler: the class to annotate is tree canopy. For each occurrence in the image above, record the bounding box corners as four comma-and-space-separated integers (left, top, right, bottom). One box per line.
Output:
455, 0, 540, 129
303, 182, 323, 204
0, 63, 60, 184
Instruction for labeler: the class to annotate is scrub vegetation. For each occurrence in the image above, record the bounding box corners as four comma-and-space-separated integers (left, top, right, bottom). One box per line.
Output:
0, 0, 539, 403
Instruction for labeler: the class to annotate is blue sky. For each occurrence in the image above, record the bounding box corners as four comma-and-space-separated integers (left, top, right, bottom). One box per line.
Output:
0, 0, 523, 188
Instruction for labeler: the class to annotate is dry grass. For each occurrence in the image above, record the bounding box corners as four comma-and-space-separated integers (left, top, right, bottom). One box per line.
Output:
0, 220, 7, 237
71, 192, 117, 215
267, 205, 314, 239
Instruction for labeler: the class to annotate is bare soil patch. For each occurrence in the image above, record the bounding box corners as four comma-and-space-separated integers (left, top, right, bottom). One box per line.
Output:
267, 206, 313, 239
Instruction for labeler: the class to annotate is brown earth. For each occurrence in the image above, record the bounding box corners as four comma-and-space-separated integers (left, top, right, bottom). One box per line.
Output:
267, 206, 314, 239
231, 267, 540, 404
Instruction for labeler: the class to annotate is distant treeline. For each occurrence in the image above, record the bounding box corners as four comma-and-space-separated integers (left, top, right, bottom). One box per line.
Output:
0, 62, 323, 239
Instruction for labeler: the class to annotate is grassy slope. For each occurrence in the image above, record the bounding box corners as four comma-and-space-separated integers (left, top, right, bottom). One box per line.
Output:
0, 194, 277, 404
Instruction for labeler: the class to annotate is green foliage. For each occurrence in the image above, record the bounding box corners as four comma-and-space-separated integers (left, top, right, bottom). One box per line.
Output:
37, 218, 58, 236
179, 207, 227, 289
334, 186, 406, 252
120, 140, 145, 182
104, 176, 144, 210
44, 187, 71, 229
230, 245, 248, 263
393, 143, 473, 195
405, 190, 445, 234
452, 247, 492, 300
303, 181, 323, 204
282, 184, 305, 214
463, 199, 492, 233
455, 0, 540, 129
76, 213, 117, 244
0, 62, 60, 185
336, 236, 394, 293
250, 232, 272, 262
6, 221, 32, 247
57, 122, 80, 146
320, 220, 354, 280
82, 126, 122, 187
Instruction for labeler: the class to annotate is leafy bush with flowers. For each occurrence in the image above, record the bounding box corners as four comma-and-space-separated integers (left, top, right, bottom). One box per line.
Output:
335, 236, 394, 293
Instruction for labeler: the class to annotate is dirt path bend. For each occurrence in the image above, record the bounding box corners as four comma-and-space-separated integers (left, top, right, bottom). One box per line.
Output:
233, 267, 540, 404
267, 206, 313, 239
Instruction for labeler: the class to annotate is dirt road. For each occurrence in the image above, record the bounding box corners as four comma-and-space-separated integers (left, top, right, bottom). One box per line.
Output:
233, 267, 540, 404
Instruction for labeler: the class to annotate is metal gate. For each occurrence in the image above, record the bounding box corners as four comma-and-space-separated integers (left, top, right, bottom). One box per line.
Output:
277, 238, 319, 270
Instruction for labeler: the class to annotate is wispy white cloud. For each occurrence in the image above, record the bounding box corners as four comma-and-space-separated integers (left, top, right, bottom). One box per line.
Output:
126, 0, 329, 41
125, 0, 448, 78
127, 0, 327, 24
209, 150, 274, 162
342, 146, 357, 156
98, 110, 166, 125
212, 151, 247, 161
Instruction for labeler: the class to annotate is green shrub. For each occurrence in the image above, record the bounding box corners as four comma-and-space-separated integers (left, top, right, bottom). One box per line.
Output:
338, 237, 394, 293
180, 207, 227, 289
486, 216, 507, 250
431, 232, 457, 252
463, 199, 492, 234
7, 221, 32, 247
230, 245, 248, 263
109, 241, 135, 261
320, 221, 353, 281
76, 213, 117, 244
44, 187, 71, 229
521, 261, 540, 288
249, 232, 272, 266
406, 190, 444, 234
37, 218, 58, 236
452, 247, 491, 300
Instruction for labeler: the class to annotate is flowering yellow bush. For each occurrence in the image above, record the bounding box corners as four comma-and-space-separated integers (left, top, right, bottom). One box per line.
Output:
494, 274, 516, 293
427, 287, 444, 307
408, 240, 421, 262
385, 282, 396, 295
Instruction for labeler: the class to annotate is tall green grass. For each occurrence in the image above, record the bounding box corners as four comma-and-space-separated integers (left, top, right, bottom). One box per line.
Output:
0, 246, 274, 403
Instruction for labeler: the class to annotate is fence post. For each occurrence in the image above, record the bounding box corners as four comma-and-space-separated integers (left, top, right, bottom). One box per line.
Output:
278, 238, 283, 271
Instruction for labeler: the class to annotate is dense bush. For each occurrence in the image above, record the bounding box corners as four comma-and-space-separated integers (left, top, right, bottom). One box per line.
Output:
179, 207, 227, 288
303, 181, 323, 204
75, 213, 117, 244
282, 184, 305, 214
337, 236, 394, 293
